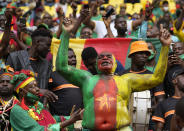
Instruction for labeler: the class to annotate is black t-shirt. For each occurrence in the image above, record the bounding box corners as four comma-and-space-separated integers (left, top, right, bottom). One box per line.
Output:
118, 68, 165, 99
152, 97, 180, 131
48, 71, 83, 116
6, 50, 52, 89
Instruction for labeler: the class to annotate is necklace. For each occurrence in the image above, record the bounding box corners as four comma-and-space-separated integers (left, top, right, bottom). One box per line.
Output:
20, 99, 44, 121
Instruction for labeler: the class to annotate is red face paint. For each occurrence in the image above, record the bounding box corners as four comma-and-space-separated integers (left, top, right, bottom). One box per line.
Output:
97, 53, 113, 73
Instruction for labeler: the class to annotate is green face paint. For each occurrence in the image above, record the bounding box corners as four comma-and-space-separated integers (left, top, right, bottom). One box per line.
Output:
179, 54, 184, 60
26, 92, 39, 102
148, 50, 155, 60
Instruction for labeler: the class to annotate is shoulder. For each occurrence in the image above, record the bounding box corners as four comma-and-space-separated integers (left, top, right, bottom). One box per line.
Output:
117, 69, 130, 76
11, 104, 25, 115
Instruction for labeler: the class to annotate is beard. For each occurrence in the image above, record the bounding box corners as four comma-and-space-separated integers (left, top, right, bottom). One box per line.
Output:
117, 28, 127, 35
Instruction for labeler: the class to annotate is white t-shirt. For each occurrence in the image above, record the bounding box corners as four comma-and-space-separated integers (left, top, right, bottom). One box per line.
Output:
93, 20, 133, 38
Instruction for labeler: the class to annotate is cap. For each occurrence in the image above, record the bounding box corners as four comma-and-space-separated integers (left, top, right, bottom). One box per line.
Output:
128, 41, 150, 57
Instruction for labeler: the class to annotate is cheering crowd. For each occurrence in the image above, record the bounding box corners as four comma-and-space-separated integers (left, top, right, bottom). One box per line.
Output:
0, 0, 184, 131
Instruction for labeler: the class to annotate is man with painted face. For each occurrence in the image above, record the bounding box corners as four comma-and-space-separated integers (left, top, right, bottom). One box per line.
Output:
0, 72, 19, 131
10, 70, 83, 131
56, 21, 171, 130
81, 47, 125, 75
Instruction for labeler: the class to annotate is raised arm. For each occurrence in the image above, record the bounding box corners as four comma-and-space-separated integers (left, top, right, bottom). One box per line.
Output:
127, 25, 171, 92
175, 4, 184, 30
56, 25, 92, 88
0, 11, 12, 58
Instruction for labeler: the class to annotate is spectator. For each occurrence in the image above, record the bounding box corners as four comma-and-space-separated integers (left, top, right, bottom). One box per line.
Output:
0, 72, 19, 131
152, 65, 184, 131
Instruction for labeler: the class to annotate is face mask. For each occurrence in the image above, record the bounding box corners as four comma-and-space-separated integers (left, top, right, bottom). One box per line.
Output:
148, 50, 155, 60
26, 92, 39, 103
110, 15, 116, 21
179, 54, 184, 60
163, 7, 169, 11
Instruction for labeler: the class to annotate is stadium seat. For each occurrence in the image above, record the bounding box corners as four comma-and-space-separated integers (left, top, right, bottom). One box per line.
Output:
133, 3, 143, 13
125, 3, 133, 15
109, 0, 124, 6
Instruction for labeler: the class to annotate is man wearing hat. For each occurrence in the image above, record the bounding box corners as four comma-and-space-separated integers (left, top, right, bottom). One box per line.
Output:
119, 40, 166, 131
10, 69, 83, 131
152, 65, 184, 131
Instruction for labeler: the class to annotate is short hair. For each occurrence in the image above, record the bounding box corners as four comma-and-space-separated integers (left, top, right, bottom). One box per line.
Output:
115, 15, 125, 23
81, 47, 98, 61
164, 65, 184, 97
31, 28, 52, 41
81, 26, 93, 32
68, 48, 75, 53
175, 97, 184, 121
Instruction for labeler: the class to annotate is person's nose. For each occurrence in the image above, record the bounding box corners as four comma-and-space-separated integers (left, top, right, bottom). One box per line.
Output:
2, 81, 8, 86
103, 55, 108, 59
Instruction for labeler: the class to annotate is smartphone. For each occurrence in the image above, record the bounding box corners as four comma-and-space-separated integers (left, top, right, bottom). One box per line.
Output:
105, 8, 114, 18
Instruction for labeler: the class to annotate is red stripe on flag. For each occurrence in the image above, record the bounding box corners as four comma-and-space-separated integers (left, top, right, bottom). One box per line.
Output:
80, 38, 132, 70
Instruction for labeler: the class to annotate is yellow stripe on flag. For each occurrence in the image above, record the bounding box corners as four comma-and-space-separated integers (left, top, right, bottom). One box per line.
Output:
51, 37, 85, 71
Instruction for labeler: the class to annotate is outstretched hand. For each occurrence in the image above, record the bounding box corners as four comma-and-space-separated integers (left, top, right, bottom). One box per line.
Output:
63, 17, 74, 33
70, 108, 84, 122
159, 24, 172, 46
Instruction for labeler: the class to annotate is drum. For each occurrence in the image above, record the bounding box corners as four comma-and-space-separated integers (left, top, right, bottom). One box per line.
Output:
129, 90, 152, 131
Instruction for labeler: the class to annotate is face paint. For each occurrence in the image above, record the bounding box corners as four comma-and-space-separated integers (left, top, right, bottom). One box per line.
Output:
148, 50, 155, 60
26, 92, 39, 103
97, 59, 113, 72
96, 54, 117, 74
179, 54, 184, 60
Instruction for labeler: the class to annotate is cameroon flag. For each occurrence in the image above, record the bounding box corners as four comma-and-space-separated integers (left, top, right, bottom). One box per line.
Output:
51, 37, 162, 71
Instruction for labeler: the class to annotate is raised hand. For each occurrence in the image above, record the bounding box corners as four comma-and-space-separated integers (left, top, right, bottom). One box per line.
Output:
102, 16, 111, 28
80, 7, 90, 20
70, 108, 84, 122
159, 24, 172, 46
63, 17, 74, 33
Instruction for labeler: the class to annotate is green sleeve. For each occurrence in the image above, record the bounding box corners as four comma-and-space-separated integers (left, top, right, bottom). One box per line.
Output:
127, 46, 169, 92
10, 104, 45, 131
10, 104, 60, 131
56, 28, 92, 88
